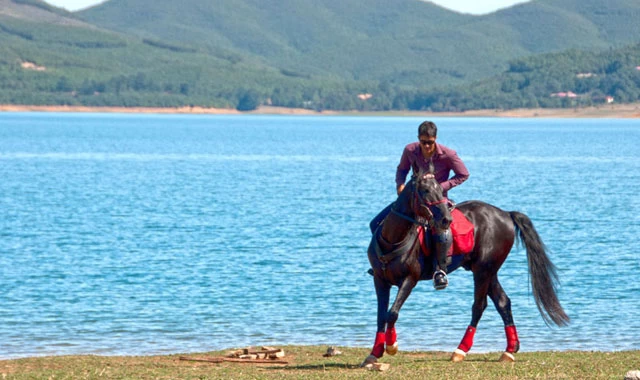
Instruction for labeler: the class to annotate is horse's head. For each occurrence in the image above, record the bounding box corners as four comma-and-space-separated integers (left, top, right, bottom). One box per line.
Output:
412, 166, 452, 231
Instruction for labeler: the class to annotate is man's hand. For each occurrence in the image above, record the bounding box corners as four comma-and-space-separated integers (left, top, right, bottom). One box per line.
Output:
396, 184, 405, 195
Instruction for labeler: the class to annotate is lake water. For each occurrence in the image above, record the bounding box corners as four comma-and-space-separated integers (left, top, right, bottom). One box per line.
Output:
0, 113, 638, 359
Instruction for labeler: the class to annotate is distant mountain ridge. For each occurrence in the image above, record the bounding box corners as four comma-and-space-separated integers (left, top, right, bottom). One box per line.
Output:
1, 0, 331, 110
2, 0, 640, 111
77, 0, 640, 87
486, 0, 640, 52
0, 0, 88, 26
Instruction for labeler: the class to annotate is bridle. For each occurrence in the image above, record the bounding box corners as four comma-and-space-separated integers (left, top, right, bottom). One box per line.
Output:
414, 190, 448, 224
374, 177, 448, 268
391, 175, 447, 229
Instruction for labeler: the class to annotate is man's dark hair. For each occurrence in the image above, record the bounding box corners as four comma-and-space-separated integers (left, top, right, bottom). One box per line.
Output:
418, 121, 437, 137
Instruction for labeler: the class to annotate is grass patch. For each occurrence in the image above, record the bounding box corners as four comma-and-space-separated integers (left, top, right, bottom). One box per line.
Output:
1, 346, 639, 379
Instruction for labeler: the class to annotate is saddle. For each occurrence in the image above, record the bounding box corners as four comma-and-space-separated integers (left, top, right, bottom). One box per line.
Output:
418, 208, 475, 256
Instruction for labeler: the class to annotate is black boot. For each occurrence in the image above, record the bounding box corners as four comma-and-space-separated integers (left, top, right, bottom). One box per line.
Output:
432, 228, 452, 290
433, 269, 448, 290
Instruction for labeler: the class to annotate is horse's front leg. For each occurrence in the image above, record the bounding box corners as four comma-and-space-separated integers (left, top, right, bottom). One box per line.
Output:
363, 275, 391, 366
363, 276, 417, 365
384, 277, 417, 356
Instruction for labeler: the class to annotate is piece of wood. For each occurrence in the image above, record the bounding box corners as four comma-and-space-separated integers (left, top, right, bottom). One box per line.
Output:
246, 349, 284, 355
322, 346, 342, 357
227, 349, 283, 356
180, 356, 225, 363
179, 356, 288, 365
375, 363, 390, 371
270, 350, 285, 358
363, 362, 390, 371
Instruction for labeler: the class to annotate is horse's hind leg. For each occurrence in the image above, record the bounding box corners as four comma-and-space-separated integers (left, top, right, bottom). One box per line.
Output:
451, 271, 490, 362
488, 276, 520, 362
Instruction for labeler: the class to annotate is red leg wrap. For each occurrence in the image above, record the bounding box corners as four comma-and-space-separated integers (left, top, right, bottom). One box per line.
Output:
371, 332, 386, 358
385, 327, 397, 346
505, 325, 520, 353
457, 326, 476, 352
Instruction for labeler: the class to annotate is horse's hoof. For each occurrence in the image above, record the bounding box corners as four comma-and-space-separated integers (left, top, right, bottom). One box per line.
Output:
499, 352, 516, 362
451, 348, 467, 362
385, 342, 398, 355
360, 355, 378, 367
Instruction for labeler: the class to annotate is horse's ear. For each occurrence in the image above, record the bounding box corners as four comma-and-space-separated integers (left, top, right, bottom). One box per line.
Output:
428, 160, 435, 175
412, 162, 422, 178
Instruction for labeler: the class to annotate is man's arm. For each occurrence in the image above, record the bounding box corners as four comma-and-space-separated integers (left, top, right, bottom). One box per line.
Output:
440, 150, 469, 192
395, 146, 412, 195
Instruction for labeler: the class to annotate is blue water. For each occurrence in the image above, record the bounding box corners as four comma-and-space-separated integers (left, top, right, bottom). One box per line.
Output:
0, 113, 638, 359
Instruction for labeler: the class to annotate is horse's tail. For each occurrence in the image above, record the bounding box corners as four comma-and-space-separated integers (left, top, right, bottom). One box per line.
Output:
510, 211, 570, 326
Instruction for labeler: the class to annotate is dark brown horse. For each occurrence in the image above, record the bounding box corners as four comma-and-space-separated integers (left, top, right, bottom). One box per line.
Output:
364, 169, 569, 365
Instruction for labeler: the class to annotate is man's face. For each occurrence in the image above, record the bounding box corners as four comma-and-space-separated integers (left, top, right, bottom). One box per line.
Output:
419, 135, 436, 156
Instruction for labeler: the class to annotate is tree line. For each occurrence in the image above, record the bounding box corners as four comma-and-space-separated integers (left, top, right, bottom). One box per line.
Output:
2, 43, 640, 111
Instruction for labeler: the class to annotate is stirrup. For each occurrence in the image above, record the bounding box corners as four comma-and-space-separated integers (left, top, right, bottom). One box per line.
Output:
433, 270, 448, 290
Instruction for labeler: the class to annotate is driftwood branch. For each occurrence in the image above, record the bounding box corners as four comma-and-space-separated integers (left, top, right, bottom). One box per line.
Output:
244, 349, 283, 355
179, 356, 288, 365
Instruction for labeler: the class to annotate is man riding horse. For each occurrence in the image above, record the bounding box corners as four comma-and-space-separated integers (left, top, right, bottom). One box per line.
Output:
370, 121, 469, 289
364, 121, 567, 365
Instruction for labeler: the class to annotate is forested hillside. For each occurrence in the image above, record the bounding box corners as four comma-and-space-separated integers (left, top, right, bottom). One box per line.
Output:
395, 43, 640, 112
0, 0, 365, 109
79, 0, 640, 88
1, 0, 640, 111
79, 0, 480, 88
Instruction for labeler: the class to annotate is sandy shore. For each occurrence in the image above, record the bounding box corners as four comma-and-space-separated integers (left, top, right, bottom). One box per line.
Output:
1, 103, 640, 118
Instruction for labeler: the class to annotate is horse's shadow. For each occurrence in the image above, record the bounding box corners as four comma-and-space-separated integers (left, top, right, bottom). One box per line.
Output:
270, 356, 503, 372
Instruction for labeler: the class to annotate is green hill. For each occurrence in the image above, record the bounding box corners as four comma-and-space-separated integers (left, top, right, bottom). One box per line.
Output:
78, 0, 477, 87
484, 0, 640, 52
0, 0, 360, 109
78, 0, 640, 88
0, 0, 79, 21
2, 0, 640, 111
397, 42, 640, 112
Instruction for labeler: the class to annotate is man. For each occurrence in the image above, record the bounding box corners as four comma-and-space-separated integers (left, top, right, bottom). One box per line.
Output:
370, 121, 469, 289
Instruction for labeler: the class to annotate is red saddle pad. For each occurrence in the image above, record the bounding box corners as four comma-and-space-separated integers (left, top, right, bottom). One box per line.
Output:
450, 208, 475, 254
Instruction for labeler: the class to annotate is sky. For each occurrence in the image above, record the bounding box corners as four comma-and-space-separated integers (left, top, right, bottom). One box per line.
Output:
45, 0, 531, 14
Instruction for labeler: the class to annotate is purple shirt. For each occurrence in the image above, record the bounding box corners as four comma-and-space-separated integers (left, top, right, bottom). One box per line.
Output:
396, 142, 469, 198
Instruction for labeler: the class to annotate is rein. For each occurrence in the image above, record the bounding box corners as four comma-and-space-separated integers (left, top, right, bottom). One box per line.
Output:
373, 177, 448, 269
390, 208, 430, 228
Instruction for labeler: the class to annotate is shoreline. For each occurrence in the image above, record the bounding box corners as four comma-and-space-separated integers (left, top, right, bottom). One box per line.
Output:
1, 103, 639, 118
2, 346, 638, 378
2, 347, 637, 361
